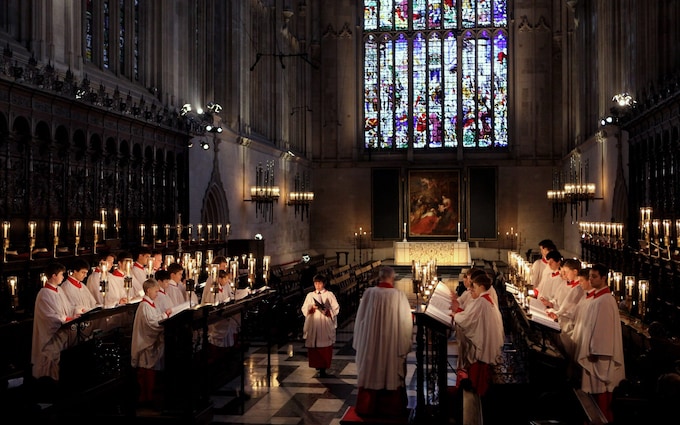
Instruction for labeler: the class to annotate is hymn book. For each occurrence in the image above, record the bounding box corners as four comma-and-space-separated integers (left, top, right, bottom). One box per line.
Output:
424, 282, 454, 327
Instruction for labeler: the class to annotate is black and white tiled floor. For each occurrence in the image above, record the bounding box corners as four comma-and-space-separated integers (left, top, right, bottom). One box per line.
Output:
207, 276, 460, 425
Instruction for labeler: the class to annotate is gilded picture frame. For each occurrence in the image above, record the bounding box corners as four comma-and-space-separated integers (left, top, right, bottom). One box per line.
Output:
407, 170, 460, 238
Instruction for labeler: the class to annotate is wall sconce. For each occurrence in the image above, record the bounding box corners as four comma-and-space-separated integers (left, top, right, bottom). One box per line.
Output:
248, 160, 280, 223
287, 171, 314, 221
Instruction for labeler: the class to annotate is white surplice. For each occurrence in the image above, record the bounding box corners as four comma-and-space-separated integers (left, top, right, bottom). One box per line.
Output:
574, 287, 625, 394
130, 296, 165, 370
453, 290, 505, 367
353, 284, 413, 390
301, 288, 340, 348
31, 284, 72, 380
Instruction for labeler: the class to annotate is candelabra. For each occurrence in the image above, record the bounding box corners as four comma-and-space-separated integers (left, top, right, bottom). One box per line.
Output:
3, 220, 10, 263
28, 220, 36, 261
249, 160, 280, 223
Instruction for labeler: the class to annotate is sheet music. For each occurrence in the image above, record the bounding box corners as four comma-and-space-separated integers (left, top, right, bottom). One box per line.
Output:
425, 282, 453, 327
167, 301, 191, 318
526, 296, 560, 331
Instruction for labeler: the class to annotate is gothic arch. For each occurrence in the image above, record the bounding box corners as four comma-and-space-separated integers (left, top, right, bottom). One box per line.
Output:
201, 182, 229, 234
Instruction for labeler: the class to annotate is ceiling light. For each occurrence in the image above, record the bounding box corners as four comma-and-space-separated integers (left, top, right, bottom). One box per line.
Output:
200, 141, 210, 150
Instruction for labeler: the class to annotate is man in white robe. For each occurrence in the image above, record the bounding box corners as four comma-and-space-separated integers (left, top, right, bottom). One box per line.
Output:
353, 266, 413, 416
575, 263, 625, 423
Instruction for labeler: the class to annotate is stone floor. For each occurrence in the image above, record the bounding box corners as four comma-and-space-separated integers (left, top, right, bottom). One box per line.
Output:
206, 275, 461, 425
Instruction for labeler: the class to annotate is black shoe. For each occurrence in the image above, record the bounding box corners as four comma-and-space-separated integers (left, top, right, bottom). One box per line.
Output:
318, 369, 329, 378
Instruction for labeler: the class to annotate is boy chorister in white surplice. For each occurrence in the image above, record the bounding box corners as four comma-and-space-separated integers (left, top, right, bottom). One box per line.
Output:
32, 262, 73, 382
61, 258, 98, 316
302, 273, 340, 378
131, 278, 165, 406
573, 263, 625, 423
451, 273, 505, 397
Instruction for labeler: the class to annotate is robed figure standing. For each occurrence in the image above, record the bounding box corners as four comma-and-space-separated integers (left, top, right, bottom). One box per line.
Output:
352, 266, 413, 417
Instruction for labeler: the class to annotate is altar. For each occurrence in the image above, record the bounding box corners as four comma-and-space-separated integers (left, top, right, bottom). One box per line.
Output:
393, 241, 471, 266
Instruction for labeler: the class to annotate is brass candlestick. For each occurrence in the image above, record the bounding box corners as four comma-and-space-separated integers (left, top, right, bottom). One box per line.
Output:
28, 237, 35, 261
3, 237, 9, 263
74, 235, 80, 256
53, 236, 59, 258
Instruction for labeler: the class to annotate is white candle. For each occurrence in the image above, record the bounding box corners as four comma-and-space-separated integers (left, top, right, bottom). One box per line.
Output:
28, 221, 36, 238
403, 222, 407, 235
457, 222, 461, 235
3, 221, 9, 239
53, 221, 60, 238
74, 220, 81, 237
101, 208, 107, 225
226, 223, 230, 235
8, 276, 16, 296
114, 208, 120, 225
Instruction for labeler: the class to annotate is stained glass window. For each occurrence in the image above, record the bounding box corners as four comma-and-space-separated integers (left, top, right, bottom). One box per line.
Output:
83, 0, 139, 81
363, 0, 508, 149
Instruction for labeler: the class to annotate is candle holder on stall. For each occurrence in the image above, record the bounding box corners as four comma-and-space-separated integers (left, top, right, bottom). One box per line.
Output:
100, 266, 108, 308
114, 208, 121, 239
165, 224, 171, 248
207, 224, 213, 242
152, 224, 158, 249
176, 223, 184, 257
638, 280, 649, 319
93, 220, 100, 255
7, 276, 18, 309
52, 220, 61, 258
186, 272, 197, 308
28, 220, 37, 261
122, 257, 133, 299
73, 220, 82, 256
2, 221, 10, 263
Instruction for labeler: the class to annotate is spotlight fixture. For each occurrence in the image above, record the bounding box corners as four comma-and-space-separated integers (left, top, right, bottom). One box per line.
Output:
200, 141, 210, 150
180, 103, 192, 116
206, 102, 222, 114
205, 124, 223, 133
